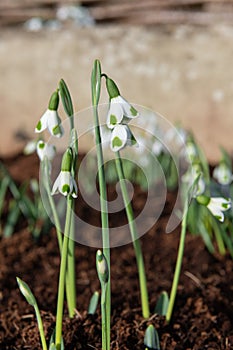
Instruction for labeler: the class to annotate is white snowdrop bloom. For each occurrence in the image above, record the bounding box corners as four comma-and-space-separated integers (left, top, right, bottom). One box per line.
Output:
106, 95, 139, 129
35, 91, 64, 137
24, 140, 37, 155
36, 140, 56, 162
182, 164, 205, 197
110, 124, 137, 152
105, 76, 139, 129
152, 139, 164, 156
197, 195, 231, 222
184, 140, 199, 162
51, 148, 78, 198
213, 162, 233, 185
207, 197, 231, 222
35, 109, 63, 137
52, 170, 78, 198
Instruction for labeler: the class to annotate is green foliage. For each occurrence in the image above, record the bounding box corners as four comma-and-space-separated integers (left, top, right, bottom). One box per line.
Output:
144, 325, 160, 350
154, 291, 169, 316
88, 291, 99, 315
0, 161, 51, 239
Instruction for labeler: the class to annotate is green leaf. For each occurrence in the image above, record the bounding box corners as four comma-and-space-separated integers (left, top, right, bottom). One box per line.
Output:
144, 325, 160, 350
88, 291, 99, 314
16, 277, 37, 307
154, 291, 169, 316
3, 200, 20, 238
49, 328, 64, 350
0, 176, 10, 219
91, 59, 101, 106
59, 79, 74, 117
88, 291, 99, 315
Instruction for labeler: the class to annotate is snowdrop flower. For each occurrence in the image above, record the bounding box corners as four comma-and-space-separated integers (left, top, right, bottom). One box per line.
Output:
35, 90, 64, 137
182, 163, 205, 197
196, 195, 231, 222
213, 162, 233, 185
24, 139, 37, 155
36, 140, 56, 162
152, 139, 165, 156
52, 148, 78, 198
183, 140, 199, 162
110, 124, 137, 152
105, 76, 139, 129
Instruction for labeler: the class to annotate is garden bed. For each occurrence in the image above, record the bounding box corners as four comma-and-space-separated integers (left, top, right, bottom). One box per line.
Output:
0, 153, 233, 349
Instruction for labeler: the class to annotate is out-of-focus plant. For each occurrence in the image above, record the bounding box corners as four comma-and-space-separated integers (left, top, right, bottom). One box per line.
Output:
0, 161, 51, 238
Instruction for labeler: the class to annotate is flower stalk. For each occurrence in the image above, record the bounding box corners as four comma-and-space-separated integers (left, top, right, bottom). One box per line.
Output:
115, 151, 150, 318
91, 59, 111, 349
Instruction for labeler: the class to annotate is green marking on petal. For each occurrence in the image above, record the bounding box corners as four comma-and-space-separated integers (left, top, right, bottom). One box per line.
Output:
62, 184, 70, 195
110, 114, 117, 125
112, 136, 123, 148
53, 125, 61, 136
222, 203, 229, 209
36, 120, 42, 131
38, 142, 45, 149
130, 106, 138, 116
215, 215, 222, 221
131, 134, 137, 145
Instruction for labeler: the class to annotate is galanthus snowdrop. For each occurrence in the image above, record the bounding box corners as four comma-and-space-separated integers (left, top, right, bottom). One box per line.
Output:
24, 139, 37, 155
36, 140, 56, 162
196, 195, 231, 222
183, 140, 199, 163
213, 162, 233, 185
52, 148, 78, 198
182, 163, 205, 197
110, 124, 137, 152
105, 76, 139, 129
35, 90, 64, 137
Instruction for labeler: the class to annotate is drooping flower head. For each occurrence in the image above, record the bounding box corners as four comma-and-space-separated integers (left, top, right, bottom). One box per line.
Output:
182, 162, 205, 197
196, 195, 231, 222
213, 161, 233, 185
105, 77, 139, 129
36, 140, 56, 162
51, 147, 78, 198
104, 76, 138, 152
35, 90, 64, 137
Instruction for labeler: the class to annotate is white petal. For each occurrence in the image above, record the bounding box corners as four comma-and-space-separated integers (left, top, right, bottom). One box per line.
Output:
59, 171, 71, 195
37, 141, 56, 161
24, 140, 37, 155
110, 124, 128, 152
107, 101, 124, 129
213, 165, 233, 185
47, 110, 63, 137
51, 172, 62, 195
71, 177, 78, 198
35, 110, 49, 133
119, 96, 139, 119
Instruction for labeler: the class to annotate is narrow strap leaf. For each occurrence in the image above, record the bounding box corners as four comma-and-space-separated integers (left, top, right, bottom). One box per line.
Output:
59, 79, 74, 117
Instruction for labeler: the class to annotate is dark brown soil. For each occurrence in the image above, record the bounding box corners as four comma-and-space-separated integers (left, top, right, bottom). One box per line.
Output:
0, 153, 233, 349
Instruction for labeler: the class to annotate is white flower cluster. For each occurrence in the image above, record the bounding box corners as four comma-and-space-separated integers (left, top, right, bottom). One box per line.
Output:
105, 77, 139, 152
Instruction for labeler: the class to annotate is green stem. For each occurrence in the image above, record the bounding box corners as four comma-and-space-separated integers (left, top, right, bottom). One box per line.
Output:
43, 159, 75, 316
34, 303, 48, 350
66, 211, 76, 317
166, 199, 189, 323
55, 196, 73, 350
101, 283, 108, 350
211, 217, 226, 255
43, 159, 63, 253
92, 60, 111, 350
93, 103, 111, 349
115, 151, 150, 318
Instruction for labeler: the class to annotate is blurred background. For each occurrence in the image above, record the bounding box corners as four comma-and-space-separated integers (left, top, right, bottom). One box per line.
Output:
0, 0, 233, 162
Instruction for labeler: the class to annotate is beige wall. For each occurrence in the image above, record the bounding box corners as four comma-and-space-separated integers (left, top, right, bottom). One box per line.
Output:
1, 25, 233, 162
